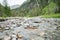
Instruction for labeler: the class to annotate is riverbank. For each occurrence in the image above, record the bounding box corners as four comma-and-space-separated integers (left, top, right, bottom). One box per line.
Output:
0, 17, 60, 40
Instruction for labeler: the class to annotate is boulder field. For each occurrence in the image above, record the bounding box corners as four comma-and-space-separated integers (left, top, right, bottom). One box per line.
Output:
0, 17, 60, 40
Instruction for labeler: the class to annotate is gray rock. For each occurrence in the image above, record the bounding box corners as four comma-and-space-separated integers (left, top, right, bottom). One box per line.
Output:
0, 17, 60, 40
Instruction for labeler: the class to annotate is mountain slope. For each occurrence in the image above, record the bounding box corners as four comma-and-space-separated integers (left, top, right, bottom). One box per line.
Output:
10, 5, 20, 9
12, 0, 49, 16
12, 0, 60, 17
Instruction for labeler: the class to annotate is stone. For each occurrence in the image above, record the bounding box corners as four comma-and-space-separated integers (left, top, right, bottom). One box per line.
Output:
11, 34, 17, 40
17, 33, 23, 39
3, 36, 11, 40
16, 23, 21, 27
4, 27, 10, 30
0, 17, 60, 40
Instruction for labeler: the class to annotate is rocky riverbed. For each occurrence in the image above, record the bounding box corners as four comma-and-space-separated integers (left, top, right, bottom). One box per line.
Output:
0, 17, 60, 40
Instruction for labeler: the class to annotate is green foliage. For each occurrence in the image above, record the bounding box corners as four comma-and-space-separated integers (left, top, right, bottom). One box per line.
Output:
27, 7, 42, 17
12, 0, 60, 17
0, 0, 60, 18
0, 4, 4, 17
42, 2, 56, 15
42, 13, 60, 18
55, 0, 60, 12
4, 5, 11, 17
0, 0, 11, 17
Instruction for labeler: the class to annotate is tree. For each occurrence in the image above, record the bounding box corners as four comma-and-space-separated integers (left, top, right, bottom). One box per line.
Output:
56, 0, 60, 13
3, 0, 11, 17
0, 4, 4, 17
0, 4, 2, 17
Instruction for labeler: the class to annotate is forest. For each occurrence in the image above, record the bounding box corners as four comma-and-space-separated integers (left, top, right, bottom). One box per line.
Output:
0, 0, 60, 17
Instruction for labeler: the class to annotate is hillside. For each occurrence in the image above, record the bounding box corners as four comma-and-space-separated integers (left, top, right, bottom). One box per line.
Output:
0, 0, 60, 17
11, 0, 60, 17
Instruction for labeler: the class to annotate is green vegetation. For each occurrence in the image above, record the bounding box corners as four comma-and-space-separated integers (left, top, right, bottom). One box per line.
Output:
0, 0, 11, 17
42, 13, 60, 18
0, 0, 60, 18
42, 2, 56, 15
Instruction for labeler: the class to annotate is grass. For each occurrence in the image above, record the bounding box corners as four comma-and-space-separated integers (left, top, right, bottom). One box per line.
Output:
0, 13, 60, 18
41, 13, 60, 18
